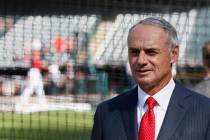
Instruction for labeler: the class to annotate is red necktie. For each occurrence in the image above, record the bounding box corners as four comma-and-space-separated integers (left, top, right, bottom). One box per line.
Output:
139, 97, 157, 140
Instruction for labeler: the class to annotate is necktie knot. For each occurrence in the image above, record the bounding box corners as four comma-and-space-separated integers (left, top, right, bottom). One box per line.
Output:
146, 96, 157, 109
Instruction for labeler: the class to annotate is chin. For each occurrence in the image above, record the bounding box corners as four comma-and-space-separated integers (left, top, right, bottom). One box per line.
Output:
139, 80, 152, 87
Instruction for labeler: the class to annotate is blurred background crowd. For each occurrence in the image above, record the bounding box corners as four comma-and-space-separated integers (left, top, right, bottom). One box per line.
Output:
0, 12, 209, 98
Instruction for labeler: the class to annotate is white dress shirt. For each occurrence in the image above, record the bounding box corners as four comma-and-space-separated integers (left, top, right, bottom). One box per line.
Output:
137, 78, 175, 140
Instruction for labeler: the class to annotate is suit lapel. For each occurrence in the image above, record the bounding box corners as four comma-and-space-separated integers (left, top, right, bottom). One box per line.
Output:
120, 87, 138, 140
157, 82, 192, 140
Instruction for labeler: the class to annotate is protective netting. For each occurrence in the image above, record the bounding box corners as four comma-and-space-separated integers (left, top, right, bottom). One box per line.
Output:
0, 0, 209, 139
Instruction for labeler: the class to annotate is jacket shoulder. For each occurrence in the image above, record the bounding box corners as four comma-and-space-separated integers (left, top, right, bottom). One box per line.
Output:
176, 81, 210, 111
96, 87, 138, 112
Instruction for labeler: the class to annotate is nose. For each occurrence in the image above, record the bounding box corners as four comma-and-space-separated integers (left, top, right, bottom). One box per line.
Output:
138, 51, 147, 65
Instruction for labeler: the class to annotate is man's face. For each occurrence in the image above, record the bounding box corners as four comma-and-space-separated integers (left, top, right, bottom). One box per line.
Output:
127, 24, 179, 94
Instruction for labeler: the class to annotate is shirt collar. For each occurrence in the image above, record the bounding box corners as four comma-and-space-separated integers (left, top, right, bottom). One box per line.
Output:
138, 78, 175, 111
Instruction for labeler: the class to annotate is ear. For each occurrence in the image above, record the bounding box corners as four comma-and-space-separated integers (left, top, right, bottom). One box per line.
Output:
170, 46, 179, 64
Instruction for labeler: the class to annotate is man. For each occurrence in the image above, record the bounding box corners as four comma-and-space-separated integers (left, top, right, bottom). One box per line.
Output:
194, 41, 210, 98
91, 17, 210, 140
20, 40, 46, 106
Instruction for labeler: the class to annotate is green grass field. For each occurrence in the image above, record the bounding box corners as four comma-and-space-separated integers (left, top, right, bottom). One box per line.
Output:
0, 111, 94, 140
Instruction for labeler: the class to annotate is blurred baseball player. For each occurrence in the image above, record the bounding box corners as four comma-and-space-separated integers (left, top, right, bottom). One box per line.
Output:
20, 39, 46, 106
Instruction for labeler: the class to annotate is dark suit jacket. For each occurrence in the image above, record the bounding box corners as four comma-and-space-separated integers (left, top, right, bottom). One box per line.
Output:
91, 81, 210, 140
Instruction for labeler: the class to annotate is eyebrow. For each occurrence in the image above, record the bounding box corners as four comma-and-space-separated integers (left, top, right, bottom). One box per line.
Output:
145, 47, 161, 52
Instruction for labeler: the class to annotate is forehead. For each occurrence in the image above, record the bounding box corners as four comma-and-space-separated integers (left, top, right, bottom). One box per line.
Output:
128, 24, 168, 47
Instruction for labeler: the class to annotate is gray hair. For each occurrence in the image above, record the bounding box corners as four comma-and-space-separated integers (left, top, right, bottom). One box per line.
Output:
129, 17, 179, 49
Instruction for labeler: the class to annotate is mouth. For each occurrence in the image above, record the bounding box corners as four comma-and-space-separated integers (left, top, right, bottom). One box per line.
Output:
136, 69, 151, 76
